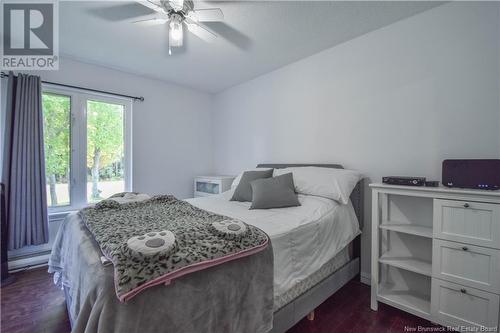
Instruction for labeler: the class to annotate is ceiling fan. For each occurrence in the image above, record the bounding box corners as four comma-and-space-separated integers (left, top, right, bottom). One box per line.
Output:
133, 0, 224, 55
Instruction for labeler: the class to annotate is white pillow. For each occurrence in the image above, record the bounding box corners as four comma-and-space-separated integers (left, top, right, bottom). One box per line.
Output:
110, 193, 151, 204
231, 168, 273, 189
273, 167, 362, 204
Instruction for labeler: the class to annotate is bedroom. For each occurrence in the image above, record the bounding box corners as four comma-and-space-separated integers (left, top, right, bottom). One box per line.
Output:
0, 0, 499, 332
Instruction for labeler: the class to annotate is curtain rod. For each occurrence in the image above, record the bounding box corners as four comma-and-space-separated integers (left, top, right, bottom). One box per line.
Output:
0, 72, 144, 102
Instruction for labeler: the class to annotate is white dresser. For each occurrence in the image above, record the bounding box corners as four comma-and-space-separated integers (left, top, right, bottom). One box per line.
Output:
194, 176, 235, 198
370, 183, 500, 331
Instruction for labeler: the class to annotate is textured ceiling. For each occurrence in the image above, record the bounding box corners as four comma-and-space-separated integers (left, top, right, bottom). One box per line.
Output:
60, 1, 443, 93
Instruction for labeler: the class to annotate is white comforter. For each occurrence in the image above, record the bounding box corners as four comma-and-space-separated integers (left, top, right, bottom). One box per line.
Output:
187, 190, 360, 298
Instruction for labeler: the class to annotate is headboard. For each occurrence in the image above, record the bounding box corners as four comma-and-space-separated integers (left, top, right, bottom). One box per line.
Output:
256, 164, 364, 229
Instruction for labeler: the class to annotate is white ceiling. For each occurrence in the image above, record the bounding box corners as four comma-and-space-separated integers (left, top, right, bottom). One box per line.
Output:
60, 1, 443, 93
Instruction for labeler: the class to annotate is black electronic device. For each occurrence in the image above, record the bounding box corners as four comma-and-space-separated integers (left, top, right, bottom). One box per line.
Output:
442, 159, 500, 190
382, 176, 426, 187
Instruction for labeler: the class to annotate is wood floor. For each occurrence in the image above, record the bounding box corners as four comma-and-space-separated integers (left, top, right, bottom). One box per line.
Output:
1, 268, 71, 333
1, 267, 439, 333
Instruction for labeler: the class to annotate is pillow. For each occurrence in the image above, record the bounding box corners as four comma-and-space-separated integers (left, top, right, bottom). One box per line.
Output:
110, 193, 151, 204
273, 167, 362, 204
231, 168, 272, 189
249, 173, 300, 209
230, 169, 274, 202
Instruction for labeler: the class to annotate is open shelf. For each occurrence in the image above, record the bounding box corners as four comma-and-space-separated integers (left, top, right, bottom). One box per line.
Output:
380, 223, 432, 238
378, 283, 431, 320
374, 191, 434, 321
379, 256, 432, 276
379, 195, 433, 239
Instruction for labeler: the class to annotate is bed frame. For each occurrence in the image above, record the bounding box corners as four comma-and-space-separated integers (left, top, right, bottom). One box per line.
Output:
256, 164, 363, 333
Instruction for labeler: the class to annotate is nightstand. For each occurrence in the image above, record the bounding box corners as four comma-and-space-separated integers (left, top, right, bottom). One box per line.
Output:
194, 176, 235, 198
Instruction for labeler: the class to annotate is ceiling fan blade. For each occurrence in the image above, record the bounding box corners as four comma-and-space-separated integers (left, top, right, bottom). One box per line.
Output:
191, 8, 224, 22
132, 16, 169, 25
185, 20, 217, 43
135, 0, 165, 13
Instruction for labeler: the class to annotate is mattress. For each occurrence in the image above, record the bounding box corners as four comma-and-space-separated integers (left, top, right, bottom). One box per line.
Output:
273, 245, 351, 310
186, 190, 361, 303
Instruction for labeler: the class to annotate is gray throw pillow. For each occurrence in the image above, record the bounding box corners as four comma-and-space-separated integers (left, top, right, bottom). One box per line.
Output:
230, 169, 274, 202
249, 173, 301, 209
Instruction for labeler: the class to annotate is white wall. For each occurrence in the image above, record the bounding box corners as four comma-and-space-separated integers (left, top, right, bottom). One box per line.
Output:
211, 2, 500, 280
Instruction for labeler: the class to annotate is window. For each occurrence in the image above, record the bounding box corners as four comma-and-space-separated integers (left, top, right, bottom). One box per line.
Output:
42, 86, 132, 212
42, 93, 71, 207
86, 100, 125, 202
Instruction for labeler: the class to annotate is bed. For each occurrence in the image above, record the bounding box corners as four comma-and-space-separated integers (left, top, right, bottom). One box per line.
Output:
49, 163, 363, 333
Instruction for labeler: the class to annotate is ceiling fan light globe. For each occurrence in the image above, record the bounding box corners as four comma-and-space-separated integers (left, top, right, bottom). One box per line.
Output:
169, 21, 183, 47
171, 28, 182, 41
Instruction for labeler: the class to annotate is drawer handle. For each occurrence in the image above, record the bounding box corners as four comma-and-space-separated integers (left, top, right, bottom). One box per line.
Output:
463, 203, 470, 208
462, 246, 468, 251
460, 288, 467, 294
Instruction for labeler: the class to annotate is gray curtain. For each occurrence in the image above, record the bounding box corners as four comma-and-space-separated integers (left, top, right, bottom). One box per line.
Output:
2, 72, 49, 250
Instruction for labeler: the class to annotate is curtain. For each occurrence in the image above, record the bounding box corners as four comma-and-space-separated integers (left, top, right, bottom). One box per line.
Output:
2, 72, 49, 250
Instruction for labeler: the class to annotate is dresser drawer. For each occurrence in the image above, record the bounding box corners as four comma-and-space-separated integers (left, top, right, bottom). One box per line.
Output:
431, 278, 499, 330
433, 199, 500, 248
432, 239, 500, 293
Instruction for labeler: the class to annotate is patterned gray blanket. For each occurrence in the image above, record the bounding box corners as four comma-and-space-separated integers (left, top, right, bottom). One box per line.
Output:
79, 195, 269, 302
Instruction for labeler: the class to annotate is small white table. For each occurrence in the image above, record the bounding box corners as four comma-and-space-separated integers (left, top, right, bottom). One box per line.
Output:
194, 176, 235, 198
